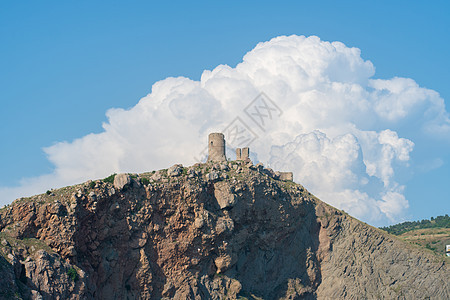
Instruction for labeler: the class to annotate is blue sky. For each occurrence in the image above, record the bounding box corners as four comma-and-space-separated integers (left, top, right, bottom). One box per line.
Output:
0, 1, 449, 225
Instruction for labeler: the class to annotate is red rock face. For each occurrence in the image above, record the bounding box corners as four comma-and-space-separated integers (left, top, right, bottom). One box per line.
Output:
0, 161, 449, 299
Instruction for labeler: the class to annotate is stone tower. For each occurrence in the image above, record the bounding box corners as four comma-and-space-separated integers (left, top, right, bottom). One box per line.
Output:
208, 133, 227, 162
241, 147, 249, 161
236, 147, 250, 162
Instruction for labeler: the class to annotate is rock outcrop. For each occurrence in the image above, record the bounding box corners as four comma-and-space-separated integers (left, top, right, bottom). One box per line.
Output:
0, 161, 448, 299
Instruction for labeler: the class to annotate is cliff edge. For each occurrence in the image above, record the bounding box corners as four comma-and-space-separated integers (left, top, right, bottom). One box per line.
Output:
0, 161, 448, 299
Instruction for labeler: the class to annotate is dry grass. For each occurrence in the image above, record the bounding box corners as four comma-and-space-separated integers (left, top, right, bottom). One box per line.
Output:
398, 227, 450, 258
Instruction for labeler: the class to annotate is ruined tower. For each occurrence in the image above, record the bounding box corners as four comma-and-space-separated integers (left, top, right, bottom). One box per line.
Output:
208, 133, 227, 162
236, 147, 250, 162
241, 147, 249, 161
279, 172, 293, 181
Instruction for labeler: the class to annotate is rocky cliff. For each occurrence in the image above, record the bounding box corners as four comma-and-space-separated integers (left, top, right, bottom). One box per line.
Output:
0, 161, 448, 299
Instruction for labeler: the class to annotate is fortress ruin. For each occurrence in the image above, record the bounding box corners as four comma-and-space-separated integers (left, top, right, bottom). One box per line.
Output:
279, 172, 293, 181
207, 133, 227, 162
207, 132, 293, 181
236, 147, 250, 162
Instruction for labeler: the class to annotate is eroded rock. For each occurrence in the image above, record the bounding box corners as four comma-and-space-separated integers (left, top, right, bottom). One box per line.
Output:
213, 182, 236, 209
167, 164, 183, 177
114, 173, 131, 190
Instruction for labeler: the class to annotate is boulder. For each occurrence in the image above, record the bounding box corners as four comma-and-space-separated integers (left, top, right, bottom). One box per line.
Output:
205, 171, 219, 182
167, 164, 183, 177
214, 253, 237, 273
213, 182, 236, 209
114, 173, 131, 190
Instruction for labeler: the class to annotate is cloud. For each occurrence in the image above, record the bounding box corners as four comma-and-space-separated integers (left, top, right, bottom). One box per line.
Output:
267, 130, 411, 223
1, 35, 449, 225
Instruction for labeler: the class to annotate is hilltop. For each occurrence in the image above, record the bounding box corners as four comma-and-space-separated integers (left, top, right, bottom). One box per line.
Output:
380, 215, 450, 257
380, 215, 450, 235
0, 159, 448, 299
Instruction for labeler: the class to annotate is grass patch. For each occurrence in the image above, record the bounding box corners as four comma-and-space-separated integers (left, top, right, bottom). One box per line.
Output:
0, 233, 53, 255
395, 227, 450, 258
67, 267, 78, 282
103, 173, 117, 184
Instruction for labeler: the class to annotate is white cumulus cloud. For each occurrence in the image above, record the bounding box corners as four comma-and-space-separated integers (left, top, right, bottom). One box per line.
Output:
1, 35, 449, 225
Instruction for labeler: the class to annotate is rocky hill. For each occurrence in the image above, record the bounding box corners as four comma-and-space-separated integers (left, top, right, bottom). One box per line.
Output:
0, 161, 448, 299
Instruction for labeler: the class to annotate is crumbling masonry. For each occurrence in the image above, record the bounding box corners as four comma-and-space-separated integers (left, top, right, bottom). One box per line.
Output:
207, 132, 293, 181
236, 147, 250, 162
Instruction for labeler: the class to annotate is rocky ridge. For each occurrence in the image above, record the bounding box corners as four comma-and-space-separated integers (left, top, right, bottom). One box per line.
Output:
0, 160, 448, 299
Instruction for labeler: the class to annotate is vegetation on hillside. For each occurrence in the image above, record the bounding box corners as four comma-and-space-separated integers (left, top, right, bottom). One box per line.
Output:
380, 215, 450, 235
396, 227, 450, 256
102, 173, 116, 184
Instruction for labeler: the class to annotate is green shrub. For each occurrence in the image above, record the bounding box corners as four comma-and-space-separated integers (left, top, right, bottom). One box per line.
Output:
46, 190, 51, 195
141, 178, 150, 186
425, 243, 436, 251
380, 214, 450, 235
67, 268, 78, 282
103, 173, 117, 184
89, 181, 96, 189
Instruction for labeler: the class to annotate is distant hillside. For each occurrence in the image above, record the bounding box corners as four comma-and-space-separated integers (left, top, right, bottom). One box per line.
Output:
397, 227, 450, 257
380, 215, 450, 258
380, 215, 450, 235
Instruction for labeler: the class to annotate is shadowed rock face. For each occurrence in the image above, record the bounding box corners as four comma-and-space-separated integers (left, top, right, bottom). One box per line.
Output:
0, 161, 449, 299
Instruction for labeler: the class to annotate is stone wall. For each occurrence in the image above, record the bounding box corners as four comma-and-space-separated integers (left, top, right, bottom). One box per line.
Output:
279, 172, 293, 181
236, 147, 250, 162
